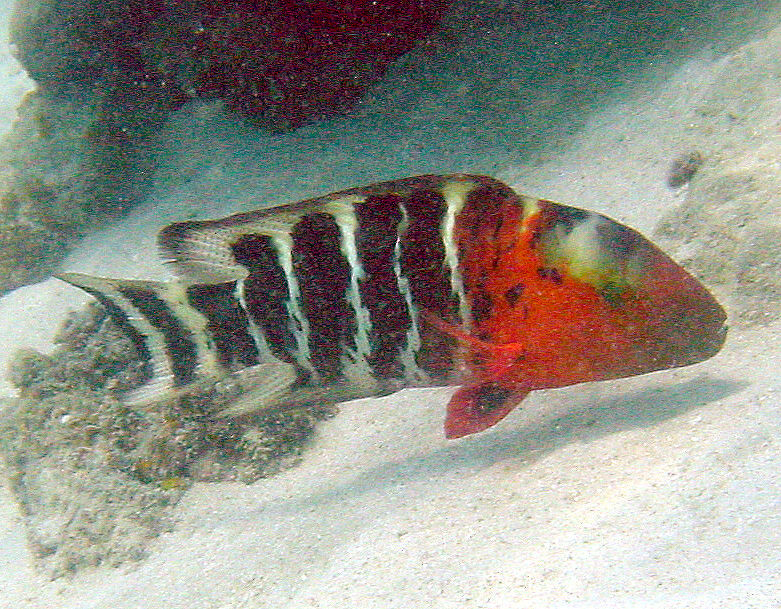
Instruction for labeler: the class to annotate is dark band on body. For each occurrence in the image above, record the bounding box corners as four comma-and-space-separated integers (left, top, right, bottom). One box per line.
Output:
186, 282, 260, 369
399, 188, 458, 376
232, 234, 298, 363
354, 193, 411, 379
76, 286, 153, 380
291, 212, 357, 380
115, 285, 199, 386
459, 180, 521, 325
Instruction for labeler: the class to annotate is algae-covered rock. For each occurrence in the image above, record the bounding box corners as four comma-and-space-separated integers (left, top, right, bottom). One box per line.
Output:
0, 303, 334, 578
0, 84, 175, 294
9, 0, 448, 131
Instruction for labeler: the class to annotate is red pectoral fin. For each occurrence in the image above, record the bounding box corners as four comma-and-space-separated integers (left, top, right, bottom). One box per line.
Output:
445, 382, 531, 439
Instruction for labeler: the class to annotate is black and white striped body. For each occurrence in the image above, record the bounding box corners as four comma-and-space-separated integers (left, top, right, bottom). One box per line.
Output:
60, 175, 517, 406
59, 174, 728, 437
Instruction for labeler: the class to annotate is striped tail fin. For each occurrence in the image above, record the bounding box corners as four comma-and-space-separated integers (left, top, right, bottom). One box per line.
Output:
55, 272, 226, 404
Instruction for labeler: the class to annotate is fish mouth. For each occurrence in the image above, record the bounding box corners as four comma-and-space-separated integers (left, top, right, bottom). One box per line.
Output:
645, 299, 728, 372
709, 320, 729, 355
674, 317, 728, 368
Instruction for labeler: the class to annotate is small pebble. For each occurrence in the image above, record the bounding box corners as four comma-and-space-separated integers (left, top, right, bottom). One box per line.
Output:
667, 151, 704, 188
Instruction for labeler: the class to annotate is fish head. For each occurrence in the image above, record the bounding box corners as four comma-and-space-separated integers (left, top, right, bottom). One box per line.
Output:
455, 195, 727, 392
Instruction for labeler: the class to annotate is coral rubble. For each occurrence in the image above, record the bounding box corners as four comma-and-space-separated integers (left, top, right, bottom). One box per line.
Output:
0, 303, 334, 577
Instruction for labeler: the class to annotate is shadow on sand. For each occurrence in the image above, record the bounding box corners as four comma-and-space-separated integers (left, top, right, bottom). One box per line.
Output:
240, 374, 746, 521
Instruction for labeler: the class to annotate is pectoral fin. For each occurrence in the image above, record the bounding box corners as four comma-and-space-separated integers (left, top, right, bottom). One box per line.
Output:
216, 362, 378, 418
445, 382, 530, 439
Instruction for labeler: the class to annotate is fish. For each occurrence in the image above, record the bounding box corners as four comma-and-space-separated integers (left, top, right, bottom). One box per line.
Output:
57, 174, 727, 439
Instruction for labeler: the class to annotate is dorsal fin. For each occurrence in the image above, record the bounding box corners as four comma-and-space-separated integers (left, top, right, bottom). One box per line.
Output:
157, 220, 249, 284
157, 201, 313, 284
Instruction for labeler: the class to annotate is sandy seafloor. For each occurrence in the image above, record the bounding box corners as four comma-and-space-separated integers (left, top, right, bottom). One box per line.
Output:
2, 1, 781, 607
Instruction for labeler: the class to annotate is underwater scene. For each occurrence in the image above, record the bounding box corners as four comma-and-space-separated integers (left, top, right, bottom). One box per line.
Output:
0, 0, 780, 607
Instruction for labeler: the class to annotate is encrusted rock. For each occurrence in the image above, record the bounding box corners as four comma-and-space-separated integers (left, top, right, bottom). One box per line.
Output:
0, 303, 335, 577
0, 84, 177, 294
10, 0, 448, 130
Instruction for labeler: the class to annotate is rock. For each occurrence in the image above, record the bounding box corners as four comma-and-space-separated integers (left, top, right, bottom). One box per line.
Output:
666, 151, 704, 188
654, 29, 781, 326
0, 84, 176, 293
0, 0, 448, 294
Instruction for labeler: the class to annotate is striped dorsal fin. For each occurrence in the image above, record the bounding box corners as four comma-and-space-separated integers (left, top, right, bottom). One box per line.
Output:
157, 218, 252, 284
158, 205, 308, 284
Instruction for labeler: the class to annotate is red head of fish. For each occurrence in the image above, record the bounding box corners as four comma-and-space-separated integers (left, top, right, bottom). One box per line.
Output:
440, 178, 726, 438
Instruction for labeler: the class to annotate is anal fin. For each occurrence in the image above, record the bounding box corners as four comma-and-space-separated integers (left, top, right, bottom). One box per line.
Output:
216, 362, 385, 419
215, 362, 300, 417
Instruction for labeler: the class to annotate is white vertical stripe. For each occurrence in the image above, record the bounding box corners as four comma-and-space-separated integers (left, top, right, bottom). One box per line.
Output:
272, 233, 318, 378
104, 283, 176, 404
162, 282, 223, 378
58, 273, 198, 404
324, 198, 375, 383
234, 278, 275, 361
393, 204, 429, 384
440, 179, 475, 331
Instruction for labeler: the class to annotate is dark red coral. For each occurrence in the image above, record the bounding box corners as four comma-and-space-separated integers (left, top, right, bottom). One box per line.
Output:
12, 0, 450, 130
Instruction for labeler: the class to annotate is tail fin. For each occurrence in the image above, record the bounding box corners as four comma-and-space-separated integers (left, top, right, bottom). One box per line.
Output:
55, 272, 225, 404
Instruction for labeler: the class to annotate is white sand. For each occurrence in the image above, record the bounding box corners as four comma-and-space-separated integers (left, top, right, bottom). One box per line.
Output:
2, 1, 781, 607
